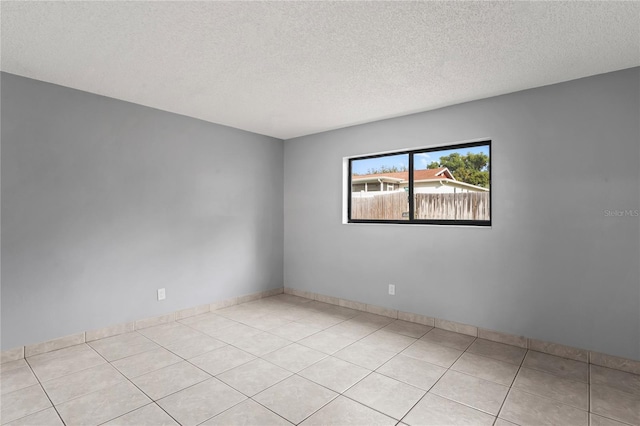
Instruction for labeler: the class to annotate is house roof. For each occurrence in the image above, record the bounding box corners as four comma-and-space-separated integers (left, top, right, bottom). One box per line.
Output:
352, 167, 454, 182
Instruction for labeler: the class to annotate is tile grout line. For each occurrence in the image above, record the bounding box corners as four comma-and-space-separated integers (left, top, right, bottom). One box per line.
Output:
286, 289, 640, 374
177, 306, 401, 423
7, 289, 638, 376
339, 332, 479, 424
147, 300, 354, 423
11, 294, 635, 426
396, 336, 486, 423
493, 346, 530, 424
23, 355, 68, 426
86, 340, 185, 426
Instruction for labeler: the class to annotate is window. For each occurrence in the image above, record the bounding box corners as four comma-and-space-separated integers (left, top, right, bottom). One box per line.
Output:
348, 140, 491, 226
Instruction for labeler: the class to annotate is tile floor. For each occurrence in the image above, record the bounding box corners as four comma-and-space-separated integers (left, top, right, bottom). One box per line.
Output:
1, 294, 639, 425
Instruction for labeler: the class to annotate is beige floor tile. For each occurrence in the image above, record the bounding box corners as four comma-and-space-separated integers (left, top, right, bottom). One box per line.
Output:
0, 384, 52, 424
276, 306, 316, 321
56, 381, 150, 426
4, 407, 63, 426
377, 354, 446, 391
512, 367, 588, 410
300, 395, 396, 426
215, 305, 268, 322
15, 295, 640, 426
0, 359, 28, 373
179, 313, 238, 335
430, 370, 508, 415
202, 399, 291, 425
41, 363, 126, 405
522, 351, 589, 383
327, 321, 378, 340
358, 330, 416, 353
590, 384, 640, 426
0, 348, 24, 366
319, 307, 358, 320
298, 331, 358, 354
87, 332, 159, 362
268, 322, 322, 341
112, 347, 182, 379
0, 364, 38, 395
350, 313, 395, 328
261, 305, 302, 319
237, 314, 293, 331
295, 313, 346, 330
274, 294, 314, 305
466, 339, 527, 365
499, 388, 588, 426
262, 343, 327, 373
451, 352, 519, 386
382, 320, 433, 338
254, 375, 338, 424
401, 339, 463, 368
403, 393, 495, 426
103, 403, 178, 426
590, 413, 632, 426
207, 323, 263, 345
189, 346, 256, 376
138, 322, 204, 346
306, 302, 358, 319
477, 329, 527, 350
157, 378, 246, 426
232, 332, 291, 357
334, 341, 397, 370
216, 358, 291, 396
528, 340, 588, 363
27, 344, 106, 382
26, 344, 84, 362
131, 361, 211, 400
420, 328, 476, 351
494, 418, 518, 426
299, 356, 370, 393
162, 333, 226, 359
590, 365, 640, 396
344, 372, 425, 420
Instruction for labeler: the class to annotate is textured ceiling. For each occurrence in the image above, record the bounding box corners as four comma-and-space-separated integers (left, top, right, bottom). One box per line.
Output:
2, 1, 639, 139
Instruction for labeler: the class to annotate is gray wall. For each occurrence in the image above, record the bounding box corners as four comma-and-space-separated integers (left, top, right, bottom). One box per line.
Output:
1, 73, 284, 349
284, 67, 640, 360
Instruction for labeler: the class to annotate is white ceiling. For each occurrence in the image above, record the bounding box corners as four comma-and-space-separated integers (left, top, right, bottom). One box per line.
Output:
2, 1, 639, 140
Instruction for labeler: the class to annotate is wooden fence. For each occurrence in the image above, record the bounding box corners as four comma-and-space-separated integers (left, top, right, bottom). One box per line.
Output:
351, 192, 490, 221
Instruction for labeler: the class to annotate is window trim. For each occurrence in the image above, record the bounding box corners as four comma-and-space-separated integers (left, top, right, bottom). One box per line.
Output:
347, 140, 491, 227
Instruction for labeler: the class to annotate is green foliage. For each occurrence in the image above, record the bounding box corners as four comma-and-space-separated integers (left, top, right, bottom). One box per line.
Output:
427, 152, 490, 187
364, 165, 407, 174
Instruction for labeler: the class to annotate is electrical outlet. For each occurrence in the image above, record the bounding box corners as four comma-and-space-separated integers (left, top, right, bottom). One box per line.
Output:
388, 284, 396, 296
157, 288, 166, 301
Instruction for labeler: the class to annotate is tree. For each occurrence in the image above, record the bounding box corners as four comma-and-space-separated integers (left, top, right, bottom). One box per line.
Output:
362, 165, 407, 175
427, 152, 489, 187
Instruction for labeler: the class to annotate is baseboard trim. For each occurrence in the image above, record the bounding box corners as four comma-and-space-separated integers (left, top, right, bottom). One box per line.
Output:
3, 285, 638, 377
283, 287, 640, 374
0, 286, 284, 364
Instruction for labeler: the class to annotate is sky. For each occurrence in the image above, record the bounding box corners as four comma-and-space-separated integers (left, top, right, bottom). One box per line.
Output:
351, 145, 490, 175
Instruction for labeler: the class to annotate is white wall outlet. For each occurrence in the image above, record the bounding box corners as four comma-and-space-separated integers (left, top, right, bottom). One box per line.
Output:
388, 284, 396, 296
157, 288, 166, 301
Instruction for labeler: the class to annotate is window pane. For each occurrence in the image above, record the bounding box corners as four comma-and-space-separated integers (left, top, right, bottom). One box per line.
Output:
351, 154, 409, 220
413, 145, 490, 221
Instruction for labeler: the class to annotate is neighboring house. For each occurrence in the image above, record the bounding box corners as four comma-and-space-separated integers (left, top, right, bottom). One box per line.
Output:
352, 167, 489, 197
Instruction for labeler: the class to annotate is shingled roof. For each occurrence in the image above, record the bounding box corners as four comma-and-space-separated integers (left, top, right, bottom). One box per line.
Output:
352, 167, 455, 182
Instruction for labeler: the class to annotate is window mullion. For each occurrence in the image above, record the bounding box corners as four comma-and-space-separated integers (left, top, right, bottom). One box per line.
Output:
408, 153, 414, 221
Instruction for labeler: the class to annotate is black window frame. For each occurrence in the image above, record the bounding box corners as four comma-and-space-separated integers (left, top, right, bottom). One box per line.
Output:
348, 140, 491, 226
